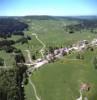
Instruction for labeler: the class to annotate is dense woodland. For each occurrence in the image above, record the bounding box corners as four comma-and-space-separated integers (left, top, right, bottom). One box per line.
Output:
0, 47, 27, 100
0, 39, 27, 100
0, 64, 27, 100
0, 18, 28, 100
64, 19, 97, 33
0, 18, 28, 38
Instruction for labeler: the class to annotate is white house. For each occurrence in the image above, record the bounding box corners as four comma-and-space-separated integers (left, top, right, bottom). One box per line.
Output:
46, 53, 54, 61
91, 39, 97, 46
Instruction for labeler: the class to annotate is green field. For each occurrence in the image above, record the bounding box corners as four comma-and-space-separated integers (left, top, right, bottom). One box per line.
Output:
25, 50, 97, 100
9, 19, 97, 54
23, 19, 97, 100
26, 19, 97, 47
1, 18, 97, 100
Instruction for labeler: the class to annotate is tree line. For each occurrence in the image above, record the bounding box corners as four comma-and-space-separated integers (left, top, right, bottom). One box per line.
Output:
0, 48, 28, 100
64, 20, 97, 33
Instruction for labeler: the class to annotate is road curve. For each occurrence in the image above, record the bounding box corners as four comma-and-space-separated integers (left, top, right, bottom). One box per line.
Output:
32, 33, 46, 58
29, 76, 41, 100
27, 33, 46, 100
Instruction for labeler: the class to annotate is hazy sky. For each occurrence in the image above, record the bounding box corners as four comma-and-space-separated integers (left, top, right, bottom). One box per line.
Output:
0, 0, 97, 16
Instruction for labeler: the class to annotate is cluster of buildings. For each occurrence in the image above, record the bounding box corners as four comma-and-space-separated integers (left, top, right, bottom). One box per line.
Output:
45, 38, 97, 61
45, 40, 88, 61
27, 38, 97, 71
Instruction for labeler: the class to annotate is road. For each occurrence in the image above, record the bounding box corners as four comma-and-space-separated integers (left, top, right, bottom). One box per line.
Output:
27, 33, 46, 100
76, 90, 82, 100
25, 50, 33, 64
32, 33, 46, 58
29, 76, 41, 100
0, 61, 12, 69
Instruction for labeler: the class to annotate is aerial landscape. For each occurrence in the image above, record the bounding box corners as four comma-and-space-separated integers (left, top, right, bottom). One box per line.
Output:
0, 0, 97, 100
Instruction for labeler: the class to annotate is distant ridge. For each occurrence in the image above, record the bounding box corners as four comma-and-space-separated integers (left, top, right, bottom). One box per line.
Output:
0, 15, 97, 21
24, 15, 57, 20
23, 15, 97, 21
70, 16, 97, 20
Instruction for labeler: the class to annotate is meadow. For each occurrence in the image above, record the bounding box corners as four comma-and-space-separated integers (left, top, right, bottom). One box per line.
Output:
24, 18, 97, 100
25, 49, 97, 100
0, 17, 97, 99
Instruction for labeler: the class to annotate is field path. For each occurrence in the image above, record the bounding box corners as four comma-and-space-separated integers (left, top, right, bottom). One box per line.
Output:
76, 90, 82, 100
0, 61, 12, 69
29, 76, 41, 100
32, 33, 46, 58
25, 50, 33, 63
26, 33, 46, 100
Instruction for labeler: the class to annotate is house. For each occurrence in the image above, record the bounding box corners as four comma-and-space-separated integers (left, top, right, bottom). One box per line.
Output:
35, 58, 43, 63
72, 40, 87, 51
91, 39, 97, 46
54, 49, 60, 55
80, 83, 90, 91
63, 48, 70, 54
46, 53, 54, 61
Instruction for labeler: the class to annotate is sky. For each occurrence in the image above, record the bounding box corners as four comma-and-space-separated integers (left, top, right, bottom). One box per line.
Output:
0, 0, 97, 16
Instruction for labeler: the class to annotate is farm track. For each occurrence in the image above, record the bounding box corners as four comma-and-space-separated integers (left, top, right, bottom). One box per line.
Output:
32, 33, 46, 58
27, 33, 45, 100
29, 76, 41, 100
76, 90, 82, 100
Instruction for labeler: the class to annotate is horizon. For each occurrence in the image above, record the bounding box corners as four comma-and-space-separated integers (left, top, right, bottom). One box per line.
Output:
0, 15, 97, 17
0, 0, 97, 16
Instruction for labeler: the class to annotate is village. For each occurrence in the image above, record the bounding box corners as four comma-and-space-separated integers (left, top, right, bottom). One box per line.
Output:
24, 38, 97, 74
17, 37, 97, 100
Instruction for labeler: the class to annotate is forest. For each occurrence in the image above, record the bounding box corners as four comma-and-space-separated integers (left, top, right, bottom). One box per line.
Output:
0, 18, 28, 38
